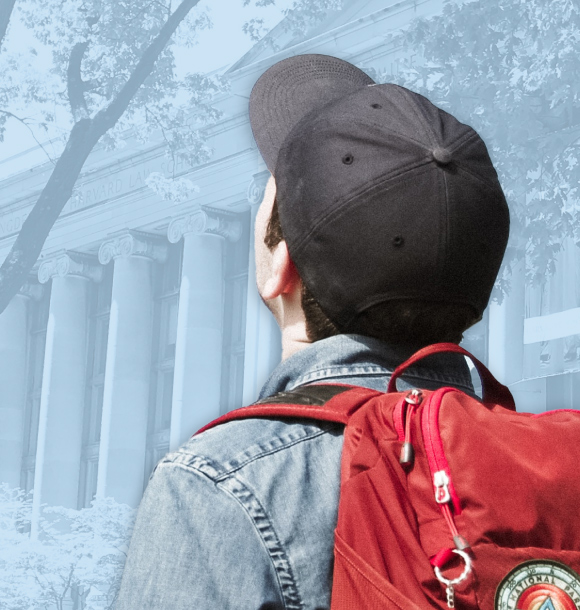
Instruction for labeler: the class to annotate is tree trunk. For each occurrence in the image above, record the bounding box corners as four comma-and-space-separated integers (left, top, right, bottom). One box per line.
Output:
0, 0, 201, 314
0, 119, 100, 313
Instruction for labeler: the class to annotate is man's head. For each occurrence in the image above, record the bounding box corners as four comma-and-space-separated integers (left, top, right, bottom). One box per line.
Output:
250, 54, 510, 348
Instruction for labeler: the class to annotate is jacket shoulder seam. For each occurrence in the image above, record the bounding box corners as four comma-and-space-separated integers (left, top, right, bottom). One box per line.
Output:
217, 472, 304, 610
156, 452, 222, 480
214, 423, 339, 481
156, 423, 339, 482
150, 461, 302, 608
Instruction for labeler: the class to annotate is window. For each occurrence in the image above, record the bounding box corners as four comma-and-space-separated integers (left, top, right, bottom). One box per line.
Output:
524, 239, 580, 379
78, 265, 113, 508
144, 242, 182, 481
546, 371, 580, 411
21, 283, 51, 493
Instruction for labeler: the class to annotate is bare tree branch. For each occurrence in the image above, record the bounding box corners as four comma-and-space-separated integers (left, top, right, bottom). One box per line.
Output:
144, 104, 177, 177
0, 109, 57, 164
126, 5, 155, 26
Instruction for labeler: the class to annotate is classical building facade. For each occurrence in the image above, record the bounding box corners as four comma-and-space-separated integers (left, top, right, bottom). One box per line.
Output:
0, 0, 579, 525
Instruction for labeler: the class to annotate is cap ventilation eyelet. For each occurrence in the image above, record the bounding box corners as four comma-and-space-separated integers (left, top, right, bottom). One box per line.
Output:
393, 235, 404, 247
342, 153, 354, 165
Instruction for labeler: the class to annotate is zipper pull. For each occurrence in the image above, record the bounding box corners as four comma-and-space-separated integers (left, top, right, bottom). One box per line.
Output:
437, 484, 472, 551
400, 439, 414, 466
434, 470, 451, 504
399, 389, 423, 466
406, 389, 423, 406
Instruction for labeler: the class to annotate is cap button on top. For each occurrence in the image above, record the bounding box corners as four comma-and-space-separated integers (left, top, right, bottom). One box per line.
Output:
432, 147, 452, 165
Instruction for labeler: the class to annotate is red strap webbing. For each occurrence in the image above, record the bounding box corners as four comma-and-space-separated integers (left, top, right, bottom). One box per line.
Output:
387, 342, 515, 411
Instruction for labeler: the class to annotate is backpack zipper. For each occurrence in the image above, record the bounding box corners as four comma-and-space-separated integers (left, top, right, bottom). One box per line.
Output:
395, 389, 423, 466
422, 387, 470, 551
394, 387, 469, 548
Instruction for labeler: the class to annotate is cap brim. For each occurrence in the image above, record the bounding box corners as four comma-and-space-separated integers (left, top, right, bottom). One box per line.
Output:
249, 54, 375, 172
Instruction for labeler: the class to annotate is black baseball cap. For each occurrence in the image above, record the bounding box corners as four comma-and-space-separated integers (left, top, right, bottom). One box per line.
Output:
249, 54, 510, 330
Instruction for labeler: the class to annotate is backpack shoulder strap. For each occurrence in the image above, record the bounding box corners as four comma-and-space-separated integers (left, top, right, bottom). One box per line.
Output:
195, 384, 381, 436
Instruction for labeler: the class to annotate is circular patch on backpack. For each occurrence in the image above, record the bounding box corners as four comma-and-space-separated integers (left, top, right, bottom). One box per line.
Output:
495, 560, 580, 610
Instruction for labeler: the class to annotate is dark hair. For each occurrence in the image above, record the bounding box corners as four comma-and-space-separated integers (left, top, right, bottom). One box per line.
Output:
265, 198, 479, 345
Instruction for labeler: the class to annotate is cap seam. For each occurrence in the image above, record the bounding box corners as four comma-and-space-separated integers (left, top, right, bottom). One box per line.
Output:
282, 121, 485, 257
456, 159, 504, 192
442, 129, 504, 192
447, 129, 480, 154
346, 115, 437, 151
289, 160, 435, 257
441, 156, 451, 279
394, 88, 484, 162
335, 115, 439, 155
278, 114, 437, 176
395, 88, 481, 160
393, 86, 439, 147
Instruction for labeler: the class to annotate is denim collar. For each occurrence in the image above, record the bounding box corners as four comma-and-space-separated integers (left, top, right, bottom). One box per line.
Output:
259, 334, 475, 399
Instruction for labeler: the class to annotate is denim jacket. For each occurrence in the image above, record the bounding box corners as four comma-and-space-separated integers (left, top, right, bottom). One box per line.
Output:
115, 334, 474, 610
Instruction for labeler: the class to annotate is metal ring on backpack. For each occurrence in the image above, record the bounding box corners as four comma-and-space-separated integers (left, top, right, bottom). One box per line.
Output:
433, 549, 472, 587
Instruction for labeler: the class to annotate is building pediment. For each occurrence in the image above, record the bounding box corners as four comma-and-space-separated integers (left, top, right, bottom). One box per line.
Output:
227, 0, 400, 74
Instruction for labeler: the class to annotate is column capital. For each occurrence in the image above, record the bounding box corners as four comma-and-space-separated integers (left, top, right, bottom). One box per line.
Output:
38, 251, 102, 285
98, 230, 167, 265
167, 207, 242, 244
246, 170, 270, 206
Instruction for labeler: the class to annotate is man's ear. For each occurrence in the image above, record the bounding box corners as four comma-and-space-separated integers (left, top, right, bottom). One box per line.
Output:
261, 240, 301, 300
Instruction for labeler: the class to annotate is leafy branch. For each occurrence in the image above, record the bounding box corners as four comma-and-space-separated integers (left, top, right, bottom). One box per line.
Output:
0, 0, 204, 314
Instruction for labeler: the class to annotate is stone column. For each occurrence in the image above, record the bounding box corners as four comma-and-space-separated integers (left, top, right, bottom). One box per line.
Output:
31, 253, 101, 536
488, 258, 525, 386
96, 231, 166, 508
242, 172, 282, 405
168, 208, 242, 450
0, 285, 40, 488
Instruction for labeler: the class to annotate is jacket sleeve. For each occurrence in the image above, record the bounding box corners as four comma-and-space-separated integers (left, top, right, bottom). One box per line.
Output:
115, 460, 285, 610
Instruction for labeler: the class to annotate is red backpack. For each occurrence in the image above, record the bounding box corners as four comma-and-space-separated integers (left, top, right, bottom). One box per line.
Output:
197, 343, 580, 610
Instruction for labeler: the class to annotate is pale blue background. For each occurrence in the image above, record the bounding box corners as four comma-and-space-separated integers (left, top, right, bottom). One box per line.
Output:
0, 1, 579, 608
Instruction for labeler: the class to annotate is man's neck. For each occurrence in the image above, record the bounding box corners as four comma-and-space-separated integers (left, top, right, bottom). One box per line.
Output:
280, 321, 311, 360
